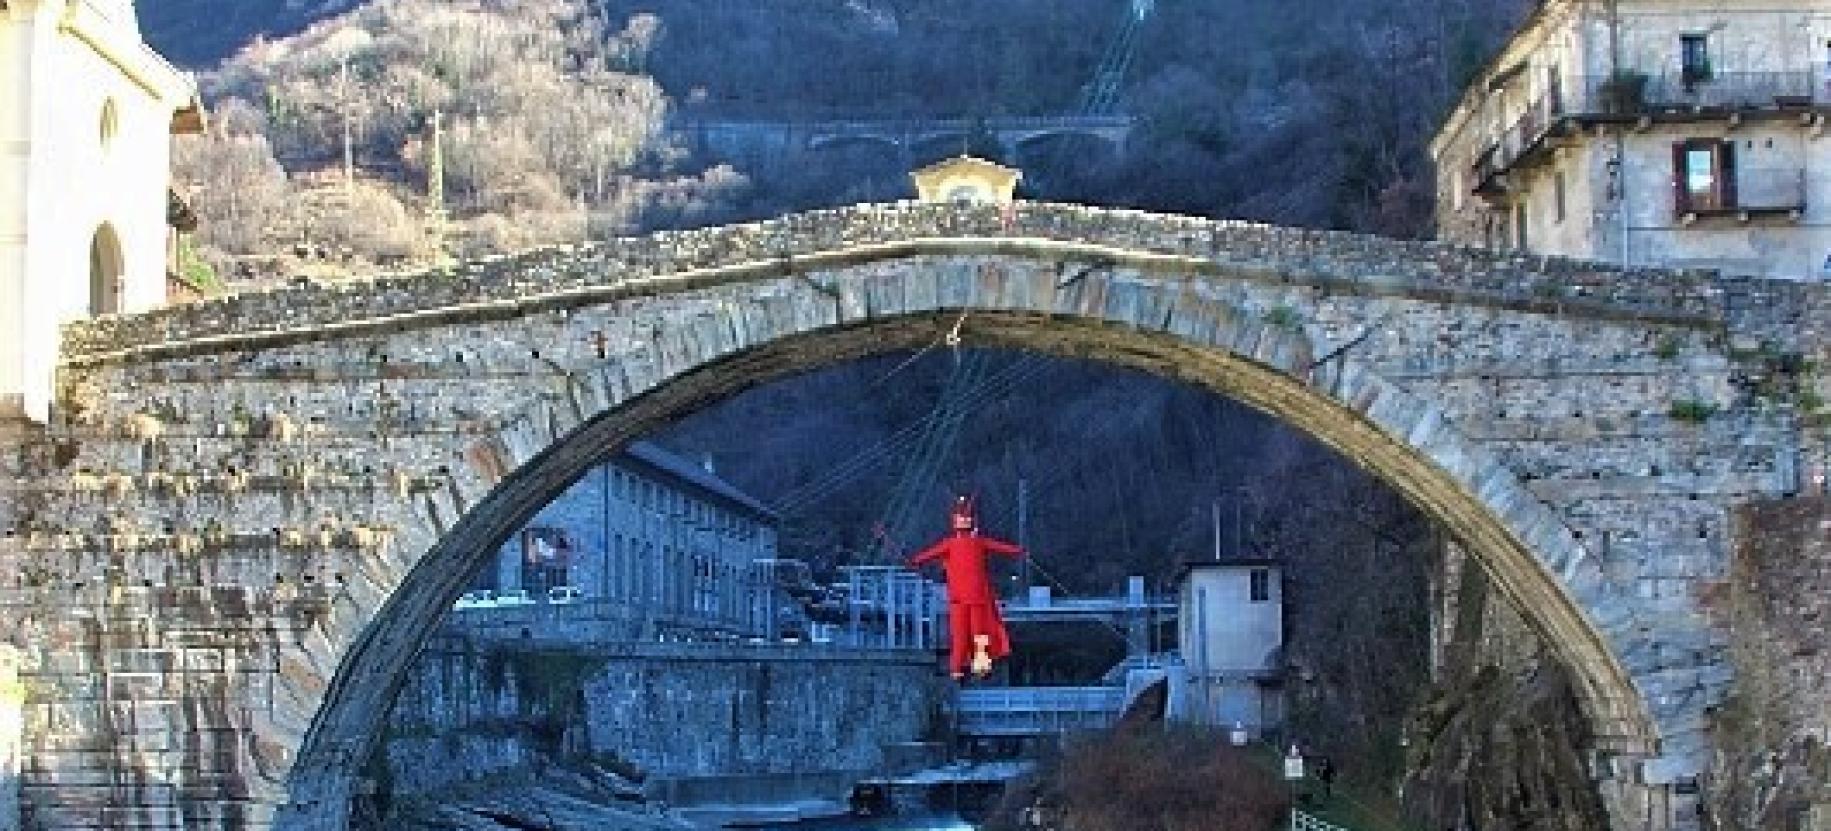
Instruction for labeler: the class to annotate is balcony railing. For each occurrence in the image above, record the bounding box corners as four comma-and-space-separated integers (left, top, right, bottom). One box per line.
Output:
1676, 167, 1807, 220
1472, 98, 1562, 190
1470, 71, 1826, 194
1614, 71, 1825, 112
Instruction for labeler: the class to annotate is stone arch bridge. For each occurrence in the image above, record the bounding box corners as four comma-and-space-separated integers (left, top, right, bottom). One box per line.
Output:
0, 201, 1825, 830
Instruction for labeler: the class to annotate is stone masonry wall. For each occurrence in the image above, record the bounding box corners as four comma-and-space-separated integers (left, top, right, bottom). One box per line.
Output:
0, 645, 23, 831
0, 202, 1825, 829
382, 637, 942, 796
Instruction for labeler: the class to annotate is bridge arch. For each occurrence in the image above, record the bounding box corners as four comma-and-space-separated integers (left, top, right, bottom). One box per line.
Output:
1010, 128, 1123, 157
804, 133, 905, 155
260, 250, 1664, 828
1010, 131, 1124, 195
35, 202, 1762, 829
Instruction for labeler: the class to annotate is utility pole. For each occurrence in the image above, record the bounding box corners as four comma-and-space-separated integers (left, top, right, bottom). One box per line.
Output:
1603, 0, 1632, 267
1212, 499, 1222, 561
1017, 479, 1030, 590
339, 55, 355, 202
602, 462, 610, 610
1234, 488, 1246, 559
425, 108, 450, 267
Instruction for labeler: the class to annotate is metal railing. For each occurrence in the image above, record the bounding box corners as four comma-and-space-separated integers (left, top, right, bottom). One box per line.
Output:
1629, 70, 1825, 111
678, 114, 1136, 137
955, 686, 1125, 736
1292, 810, 1353, 831
444, 597, 762, 643
1676, 167, 1808, 217
1472, 71, 1827, 184
1473, 98, 1559, 186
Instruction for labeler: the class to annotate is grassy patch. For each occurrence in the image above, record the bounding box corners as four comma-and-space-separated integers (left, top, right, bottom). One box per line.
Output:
1262, 306, 1303, 329
1669, 399, 1718, 424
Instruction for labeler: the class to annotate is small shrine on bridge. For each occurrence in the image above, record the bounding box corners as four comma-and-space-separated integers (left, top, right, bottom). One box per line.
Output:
910, 155, 1021, 205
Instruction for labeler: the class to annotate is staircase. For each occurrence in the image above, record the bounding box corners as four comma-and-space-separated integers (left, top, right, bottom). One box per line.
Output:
1291, 810, 1354, 831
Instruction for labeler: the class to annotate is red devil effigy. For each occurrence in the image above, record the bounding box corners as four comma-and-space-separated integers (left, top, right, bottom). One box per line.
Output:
908, 496, 1024, 680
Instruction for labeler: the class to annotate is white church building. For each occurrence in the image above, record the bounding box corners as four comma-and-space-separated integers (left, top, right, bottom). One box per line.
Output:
1, 0, 202, 424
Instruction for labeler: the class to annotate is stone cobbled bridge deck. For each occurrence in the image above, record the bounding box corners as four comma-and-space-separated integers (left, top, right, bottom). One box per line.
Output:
1, 201, 1826, 830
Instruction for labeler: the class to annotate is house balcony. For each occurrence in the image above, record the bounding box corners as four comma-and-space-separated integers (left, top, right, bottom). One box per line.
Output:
1469, 71, 1826, 201
1620, 71, 1825, 114
1471, 98, 1573, 200
1675, 167, 1807, 224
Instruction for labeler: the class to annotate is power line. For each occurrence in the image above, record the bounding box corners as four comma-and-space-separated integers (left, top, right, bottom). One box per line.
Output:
1079, 0, 1156, 115
774, 353, 1050, 514
872, 333, 1010, 559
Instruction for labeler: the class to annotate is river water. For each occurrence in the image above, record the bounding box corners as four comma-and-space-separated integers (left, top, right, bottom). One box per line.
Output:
756, 814, 979, 830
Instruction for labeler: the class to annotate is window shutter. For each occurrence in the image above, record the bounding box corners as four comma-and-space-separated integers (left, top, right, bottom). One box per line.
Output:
1718, 140, 1738, 210
1672, 141, 1690, 215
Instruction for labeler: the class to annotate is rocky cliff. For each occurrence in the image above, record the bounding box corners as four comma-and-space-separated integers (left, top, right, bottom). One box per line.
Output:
1402, 544, 1612, 831
1702, 498, 1831, 831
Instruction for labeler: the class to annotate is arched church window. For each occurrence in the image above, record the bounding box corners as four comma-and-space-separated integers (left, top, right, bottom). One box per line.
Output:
100, 99, 119, 150
89, 224, 124, 315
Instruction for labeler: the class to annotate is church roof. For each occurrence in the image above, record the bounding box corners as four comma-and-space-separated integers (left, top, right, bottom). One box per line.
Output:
910, 155, 1022, 204
910, 154, 1020, 179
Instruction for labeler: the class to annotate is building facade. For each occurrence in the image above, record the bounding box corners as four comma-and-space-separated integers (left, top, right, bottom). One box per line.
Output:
464, 441, 782, 641
0, 0, 201, 424
1175, 560, 1285, 734
1431, 0, 1831, 280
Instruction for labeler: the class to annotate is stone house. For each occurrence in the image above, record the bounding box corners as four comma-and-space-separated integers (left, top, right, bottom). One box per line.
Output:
464, 440, 783, 641
1431, 0, 1831, 280
0, 0, 202, 424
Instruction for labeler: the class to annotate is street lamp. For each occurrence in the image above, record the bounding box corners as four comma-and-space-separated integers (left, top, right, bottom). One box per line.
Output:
1283, 744, 1305, 830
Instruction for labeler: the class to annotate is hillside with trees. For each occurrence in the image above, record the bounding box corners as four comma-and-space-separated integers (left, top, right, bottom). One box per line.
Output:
168, 0, 743, 285
151, 0, 1529, 282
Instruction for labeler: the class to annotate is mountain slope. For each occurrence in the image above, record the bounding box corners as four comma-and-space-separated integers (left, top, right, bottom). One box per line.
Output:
141, 0, 363, 67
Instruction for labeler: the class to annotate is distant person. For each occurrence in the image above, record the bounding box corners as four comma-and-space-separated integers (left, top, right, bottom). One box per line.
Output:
1317, 756, 1336, 798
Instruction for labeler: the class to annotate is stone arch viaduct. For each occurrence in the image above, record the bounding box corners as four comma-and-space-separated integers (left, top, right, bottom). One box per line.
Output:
678, 115, 1133, 167
0, 201, 1825, 830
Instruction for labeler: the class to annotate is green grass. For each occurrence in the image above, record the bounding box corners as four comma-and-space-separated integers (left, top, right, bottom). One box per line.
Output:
1669, 399, 1718, 424
1263, 306, 1303, 329
1237, 742, 1425, 831
176, 238, 226, 295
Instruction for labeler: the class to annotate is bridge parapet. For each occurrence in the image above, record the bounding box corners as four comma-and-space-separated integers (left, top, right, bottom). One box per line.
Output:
59, 201, 1764, 366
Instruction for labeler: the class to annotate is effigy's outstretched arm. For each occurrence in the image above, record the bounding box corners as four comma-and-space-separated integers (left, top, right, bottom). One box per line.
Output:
981, 537, 1024, 558
907, 540, 948, 568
